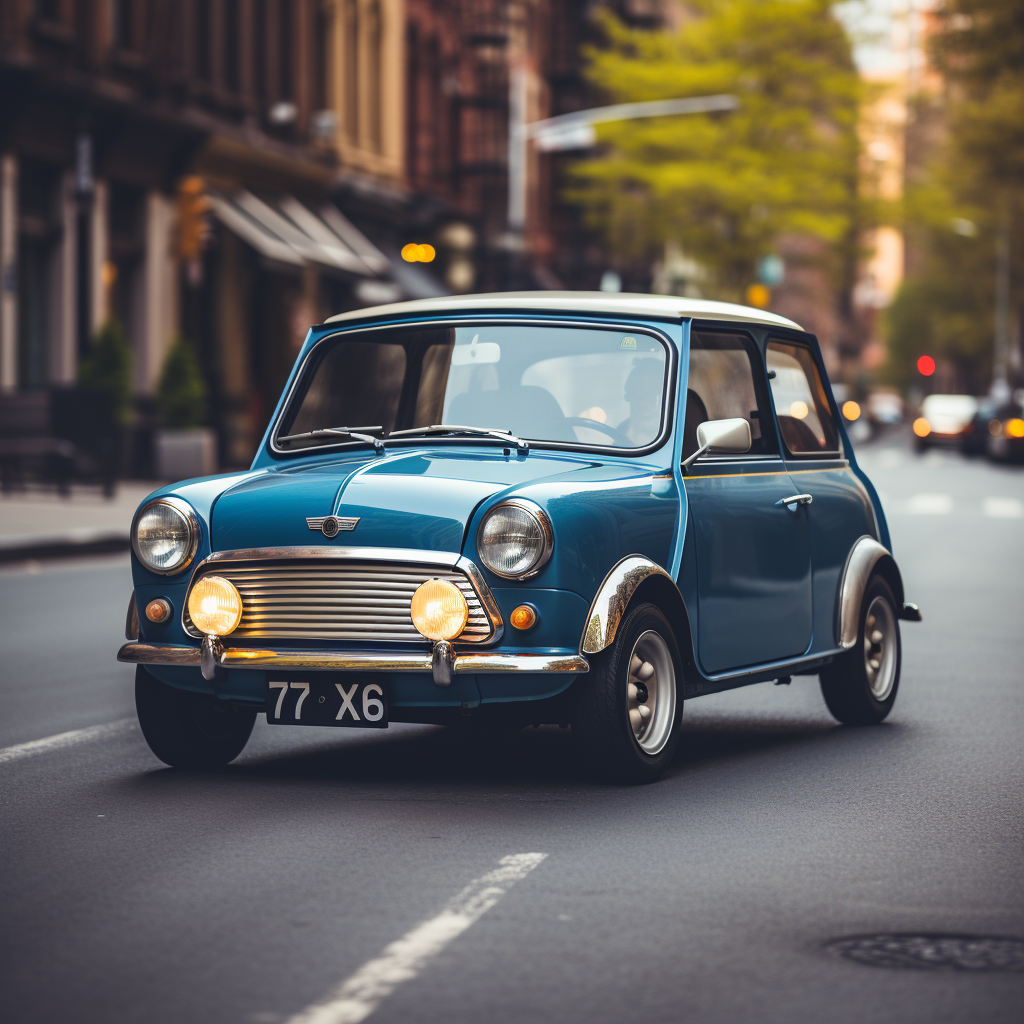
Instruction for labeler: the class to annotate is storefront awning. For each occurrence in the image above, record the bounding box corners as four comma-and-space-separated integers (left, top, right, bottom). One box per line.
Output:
207, 189, 390, 278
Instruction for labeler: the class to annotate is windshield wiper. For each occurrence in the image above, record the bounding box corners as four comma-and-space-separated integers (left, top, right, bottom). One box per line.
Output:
389, 424, 529, 452
278, 425, 385, 452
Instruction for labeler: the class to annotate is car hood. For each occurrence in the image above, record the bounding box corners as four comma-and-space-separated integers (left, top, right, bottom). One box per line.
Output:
210, 449, 600, 553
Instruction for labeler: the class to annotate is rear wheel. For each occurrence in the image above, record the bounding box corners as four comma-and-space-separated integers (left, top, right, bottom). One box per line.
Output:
135, 666, 256, 768
572, 603, 682, 783
820, 576, 901, 725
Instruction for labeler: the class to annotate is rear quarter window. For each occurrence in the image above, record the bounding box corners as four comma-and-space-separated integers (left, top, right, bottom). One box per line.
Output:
766, 341, 840, 456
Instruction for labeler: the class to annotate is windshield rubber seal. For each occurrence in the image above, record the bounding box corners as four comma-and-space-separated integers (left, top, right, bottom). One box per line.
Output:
267, 316, 678, 461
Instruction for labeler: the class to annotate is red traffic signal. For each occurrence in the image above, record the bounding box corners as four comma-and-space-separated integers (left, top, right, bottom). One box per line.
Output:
917, 355, 936, 376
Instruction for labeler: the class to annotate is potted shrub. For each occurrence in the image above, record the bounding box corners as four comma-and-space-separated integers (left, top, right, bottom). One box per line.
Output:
155, 335, 215, 480
76, 318, 133, 494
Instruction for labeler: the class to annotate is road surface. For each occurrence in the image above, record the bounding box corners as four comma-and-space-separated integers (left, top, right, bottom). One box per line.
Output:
1, 433, 1021, 1023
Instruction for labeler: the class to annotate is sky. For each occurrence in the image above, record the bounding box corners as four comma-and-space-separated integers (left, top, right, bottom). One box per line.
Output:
835, 0, 932, 75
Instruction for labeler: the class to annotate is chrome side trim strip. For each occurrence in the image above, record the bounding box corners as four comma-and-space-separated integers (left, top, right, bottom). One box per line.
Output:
837, 536, 897, 649
580, 555, 677, 655
117, 643, 587, 675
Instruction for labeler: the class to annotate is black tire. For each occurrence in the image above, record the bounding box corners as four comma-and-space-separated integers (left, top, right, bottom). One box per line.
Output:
135, 666, 256, 768
571, 603, 683, 783
820, 576, 901, 725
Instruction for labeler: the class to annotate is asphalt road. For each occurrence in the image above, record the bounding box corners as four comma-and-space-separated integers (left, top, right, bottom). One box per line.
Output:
1, 432, 1022, 1024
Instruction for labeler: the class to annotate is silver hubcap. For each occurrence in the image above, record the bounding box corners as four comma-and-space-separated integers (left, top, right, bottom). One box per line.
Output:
626, 630, 676, 755
864, 596, 897, 701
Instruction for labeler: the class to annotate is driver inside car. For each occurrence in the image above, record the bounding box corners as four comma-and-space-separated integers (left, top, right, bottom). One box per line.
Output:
618, 358, 665, 446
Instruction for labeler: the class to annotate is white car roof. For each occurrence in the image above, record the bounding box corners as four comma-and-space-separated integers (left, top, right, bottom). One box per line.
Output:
324, 291, 803, 331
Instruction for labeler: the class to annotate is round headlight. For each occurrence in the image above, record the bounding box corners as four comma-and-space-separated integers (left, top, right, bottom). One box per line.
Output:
188, 576, 243, 636
410, 578, 469, 641
477, 500, 553, 580
132, 498, 198, 574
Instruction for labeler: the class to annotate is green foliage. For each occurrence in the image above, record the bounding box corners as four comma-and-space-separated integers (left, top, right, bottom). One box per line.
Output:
571, 0, 863, 296
157, 335, 207, 430
884, 0, 1024, 391
78, 318, 132, 425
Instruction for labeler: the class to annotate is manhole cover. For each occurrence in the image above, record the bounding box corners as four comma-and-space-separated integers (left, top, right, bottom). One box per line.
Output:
828, 934, 1024, 973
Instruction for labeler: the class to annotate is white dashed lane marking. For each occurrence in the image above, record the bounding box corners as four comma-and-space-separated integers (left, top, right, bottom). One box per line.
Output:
0, 719, 134, 766
906, 493, 953, 515
889, 494, 1024, 518
983, 497, 1024, 519
284, 853, 548, 1024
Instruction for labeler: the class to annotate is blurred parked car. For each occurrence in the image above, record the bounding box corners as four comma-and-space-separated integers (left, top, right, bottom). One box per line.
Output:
912, 394, 978, 452
985, 400, 1024, 463
867, 390, 903, 425
961, 396, 999, 456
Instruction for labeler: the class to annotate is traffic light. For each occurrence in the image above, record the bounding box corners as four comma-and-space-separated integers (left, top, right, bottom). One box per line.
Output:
916, 355, 936, 376
178, 177, 210, 262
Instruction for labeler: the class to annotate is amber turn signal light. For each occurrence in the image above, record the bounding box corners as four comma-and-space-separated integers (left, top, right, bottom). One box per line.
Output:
912, 417, 931, 438
509, 604, 538, 631
145, 598, 172, 624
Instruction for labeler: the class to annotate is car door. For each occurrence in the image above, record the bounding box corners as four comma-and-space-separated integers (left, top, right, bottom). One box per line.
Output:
765, 338, 879, 650
683, 329, 813, 675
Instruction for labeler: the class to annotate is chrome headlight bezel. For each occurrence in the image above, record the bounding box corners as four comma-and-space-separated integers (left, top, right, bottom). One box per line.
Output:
131, 497, 199, 576
476, 499, 554, 581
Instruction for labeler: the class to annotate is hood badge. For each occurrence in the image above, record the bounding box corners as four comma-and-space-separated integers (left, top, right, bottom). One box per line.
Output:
307, 515, 359, 538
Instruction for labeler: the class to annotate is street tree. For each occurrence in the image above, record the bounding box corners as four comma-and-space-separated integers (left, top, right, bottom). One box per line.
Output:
572, 0, 862, 299
884, 0, 1024, 391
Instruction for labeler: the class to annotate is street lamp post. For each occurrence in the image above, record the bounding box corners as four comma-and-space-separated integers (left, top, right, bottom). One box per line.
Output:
506, 83, 739, 239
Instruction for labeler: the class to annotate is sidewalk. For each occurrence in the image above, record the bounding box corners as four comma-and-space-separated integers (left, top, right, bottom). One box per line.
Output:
0, 482, 161, 561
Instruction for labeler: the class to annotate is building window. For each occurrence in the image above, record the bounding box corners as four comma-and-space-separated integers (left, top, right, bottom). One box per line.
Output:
314, 2, 332, 114
254, 0, 267, 103
344, 0, 359, 145
16, 159, 62, 390
34, 0, 62, 22
279, 0, 293, 101
196, 0, 211, 81
367, 1, 382, 153
110, 0, 133, 50
406, 24, 418, 178
225, 0, 241, 93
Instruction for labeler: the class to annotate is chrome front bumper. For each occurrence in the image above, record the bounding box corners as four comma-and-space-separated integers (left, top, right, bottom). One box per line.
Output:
118, 642, 589, 684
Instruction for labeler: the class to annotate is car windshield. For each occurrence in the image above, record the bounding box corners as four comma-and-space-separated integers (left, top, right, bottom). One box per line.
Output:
275, 323, 670, 451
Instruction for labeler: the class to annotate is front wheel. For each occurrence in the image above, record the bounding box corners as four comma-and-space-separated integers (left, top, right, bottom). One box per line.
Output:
572, 603, 682, 783
135, 666, 256, 768
820, 576, 901, 725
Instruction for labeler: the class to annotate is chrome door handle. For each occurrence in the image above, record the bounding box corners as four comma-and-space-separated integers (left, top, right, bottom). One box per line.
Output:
775, 493, 813, 510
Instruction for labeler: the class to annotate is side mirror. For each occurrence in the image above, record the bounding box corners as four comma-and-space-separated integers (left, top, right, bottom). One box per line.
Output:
682, 417, 752, 468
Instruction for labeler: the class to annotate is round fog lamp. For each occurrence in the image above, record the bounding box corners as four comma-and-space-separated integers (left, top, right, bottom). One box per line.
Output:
912, 417, 931, 438
410, 579, 468, 641
188, 576, 243, 636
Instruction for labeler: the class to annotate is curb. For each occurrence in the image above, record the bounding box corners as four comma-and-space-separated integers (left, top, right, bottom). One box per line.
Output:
0, 529, 131, 563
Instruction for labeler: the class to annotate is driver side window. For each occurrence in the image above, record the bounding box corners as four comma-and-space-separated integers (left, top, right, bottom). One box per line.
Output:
684, 331, 775, 459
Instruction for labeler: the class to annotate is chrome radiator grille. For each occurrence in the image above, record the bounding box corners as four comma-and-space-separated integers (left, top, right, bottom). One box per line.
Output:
184, 559, 495, 643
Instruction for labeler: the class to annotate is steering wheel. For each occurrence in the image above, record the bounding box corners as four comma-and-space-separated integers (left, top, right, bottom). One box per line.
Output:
563, 417, 633, 447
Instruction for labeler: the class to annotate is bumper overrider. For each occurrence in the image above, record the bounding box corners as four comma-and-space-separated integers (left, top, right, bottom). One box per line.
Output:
119, 546, 589, 687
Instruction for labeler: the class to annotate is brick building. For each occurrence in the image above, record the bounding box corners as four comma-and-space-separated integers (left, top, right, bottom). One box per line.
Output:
0, 0, 617, 473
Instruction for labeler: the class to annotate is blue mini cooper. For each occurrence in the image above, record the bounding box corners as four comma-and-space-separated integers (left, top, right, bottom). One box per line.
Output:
120, 293, 920, 782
